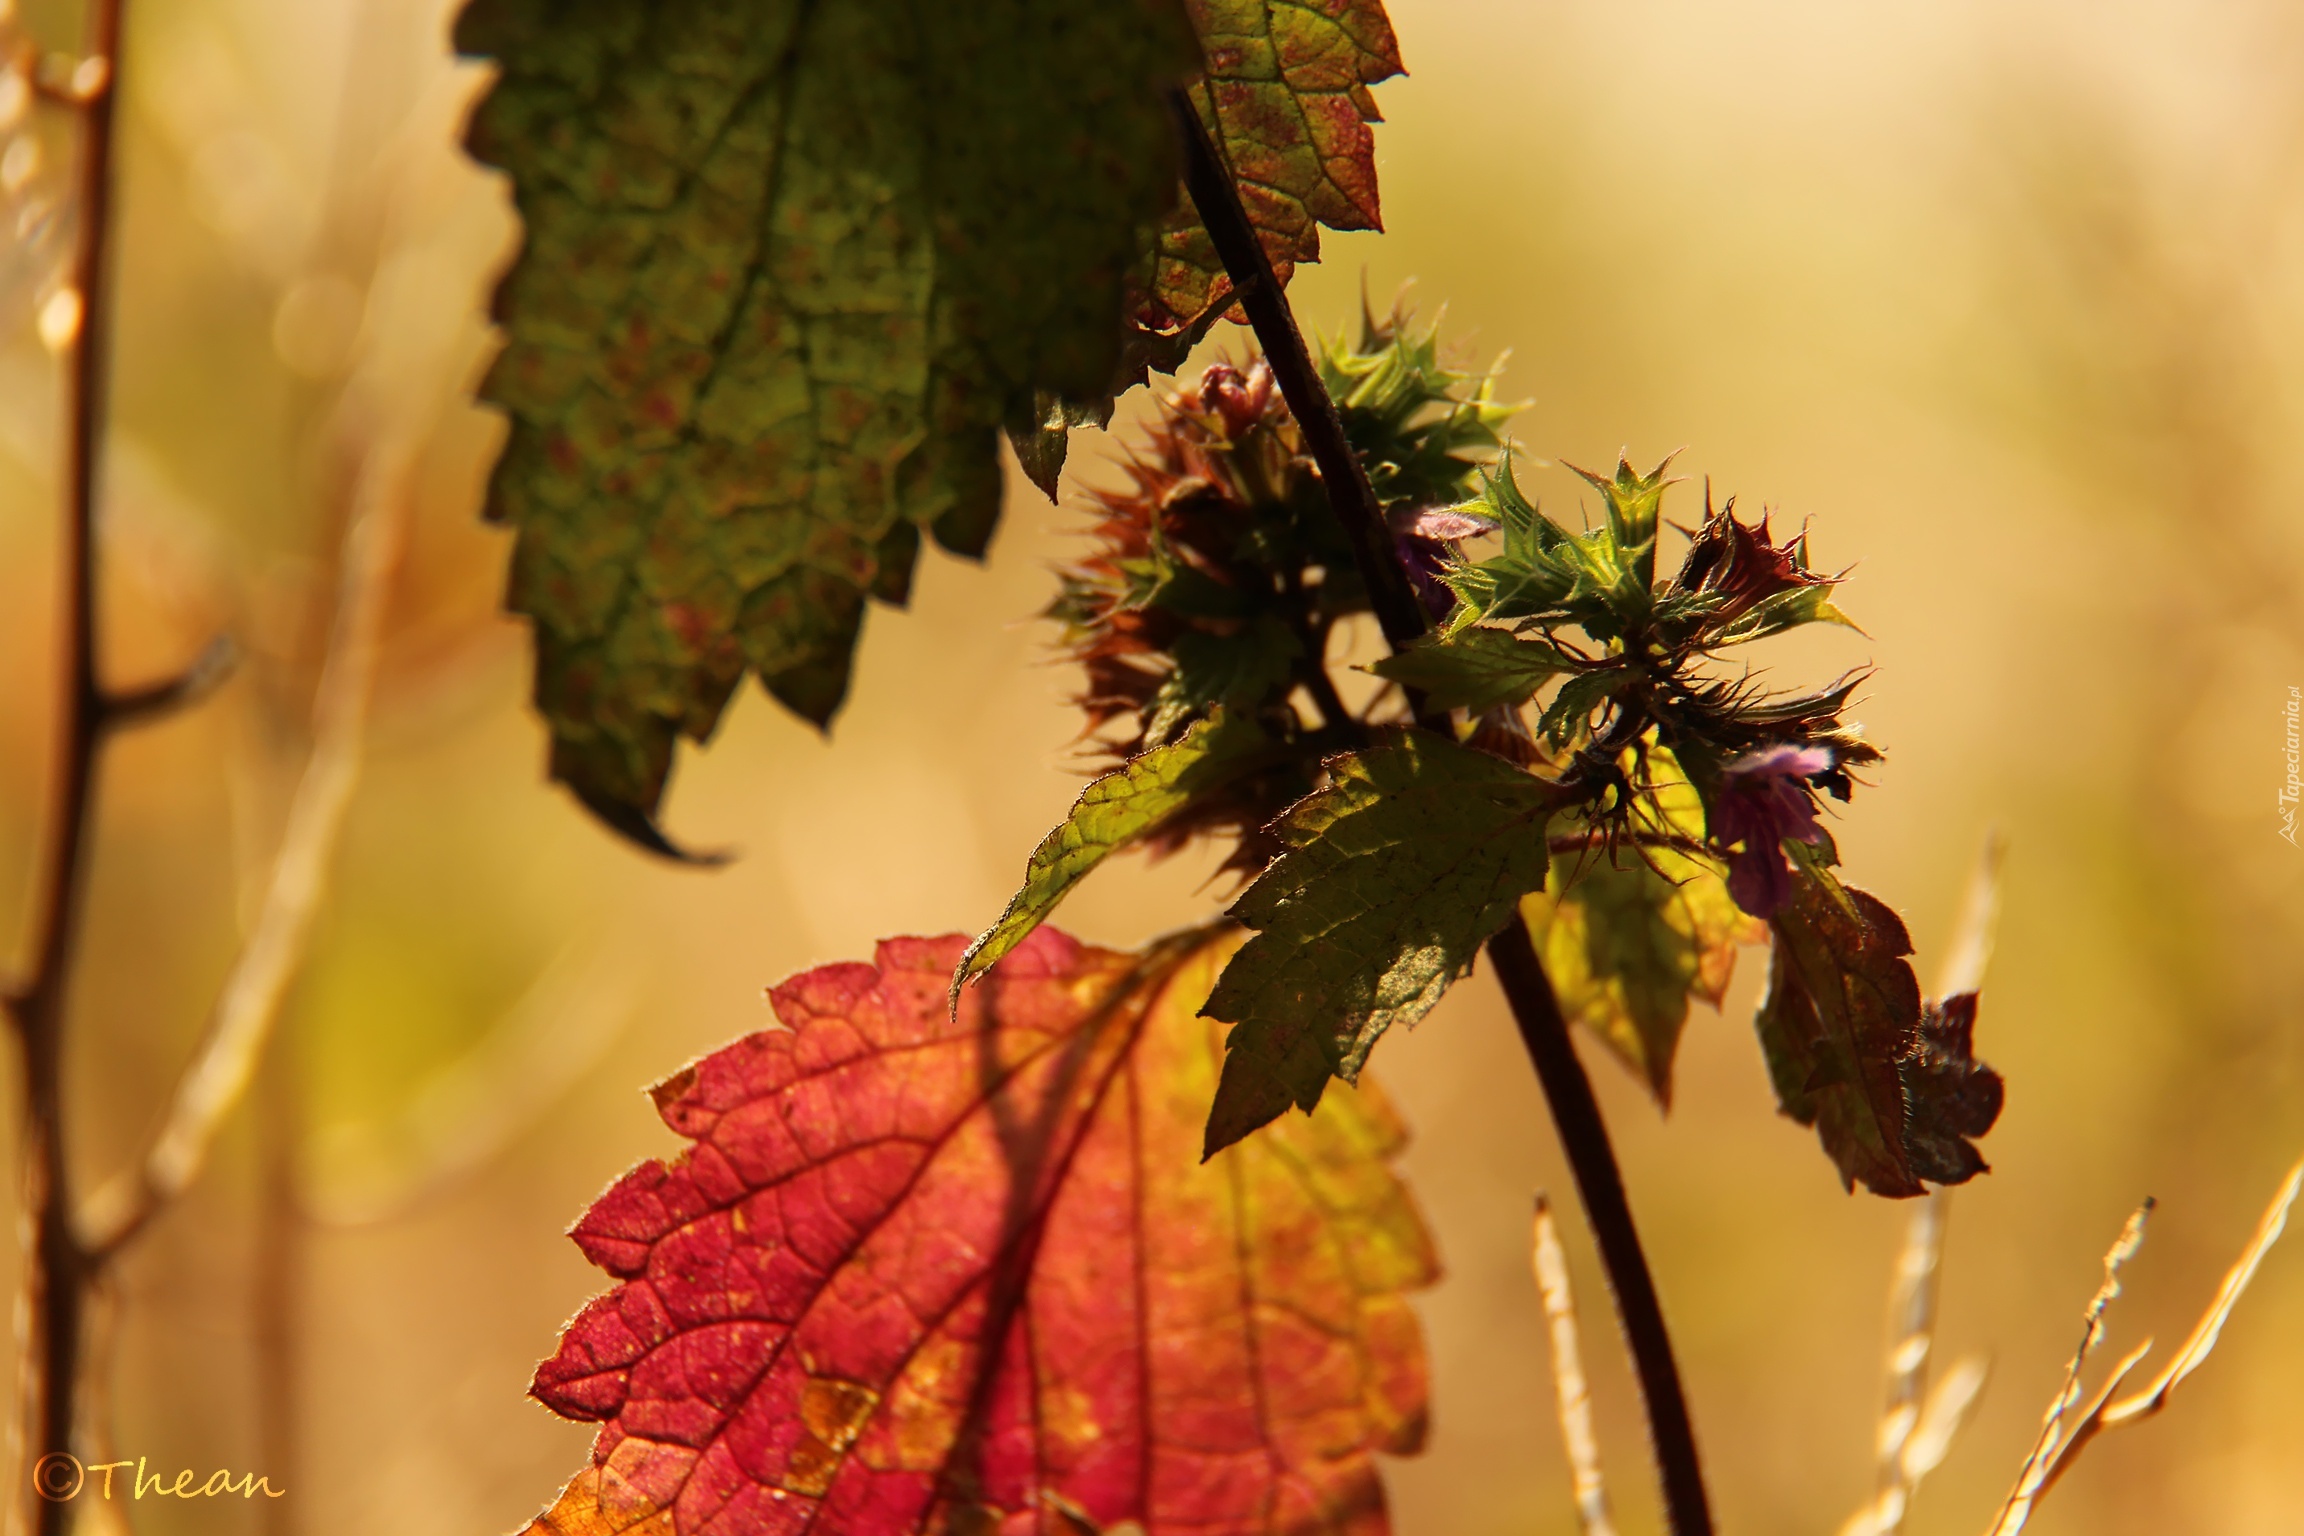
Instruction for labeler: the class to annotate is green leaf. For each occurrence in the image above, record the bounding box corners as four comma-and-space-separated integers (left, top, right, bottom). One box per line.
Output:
457, 0, 1198, 850
1367, 628, 1575, 714
954, 711, 1275, 1004
1146, 615, 1305, 745
1522, 750, 1762, 1103
1754, 848, 1929, 1197
1537, 663, 1635, 749
1200, 730, 1560, 1155
1710, 582, 1860, 647
1440, 449, 1648, 640
1321, 305, 1520, 514
1568, 453, 1674, 593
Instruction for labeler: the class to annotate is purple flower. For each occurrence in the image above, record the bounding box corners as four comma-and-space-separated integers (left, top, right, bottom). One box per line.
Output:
1713, 744, 1833, 917
1390, 506, 1498, 622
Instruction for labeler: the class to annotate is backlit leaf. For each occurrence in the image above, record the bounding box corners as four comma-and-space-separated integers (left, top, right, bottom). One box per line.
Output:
457, 0, 1198, 849
1367, 629, 1574, 715
1144, 0, 1405, 334
1522, 753, 1762, 1104
954, 711, 1277, 1003
1755, 852, 1999, 1198
1201, 731, 1559, 1156
519, 927, 1436, 1536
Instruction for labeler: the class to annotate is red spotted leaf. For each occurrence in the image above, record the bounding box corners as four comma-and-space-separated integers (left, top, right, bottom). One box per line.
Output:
519, 926, 1436, 1536
1144, 0, 1405, 334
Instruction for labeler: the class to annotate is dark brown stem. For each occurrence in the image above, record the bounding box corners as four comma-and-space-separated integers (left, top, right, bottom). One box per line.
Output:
1486, 922, 1713, 1536
1165, 89, 1439, 720
1172, 85, 1715, 1536
4, 3, 125, 1528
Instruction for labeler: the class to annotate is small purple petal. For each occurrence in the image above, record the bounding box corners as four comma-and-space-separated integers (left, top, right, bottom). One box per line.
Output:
1727, 841, 1796, 918
1722, 743, 1834, 782
1397, 507, 1499, 542
1715, 742, 1836, 916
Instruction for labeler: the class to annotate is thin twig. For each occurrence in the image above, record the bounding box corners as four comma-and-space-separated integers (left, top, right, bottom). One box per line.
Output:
1173, 83, 1714, 1536
78, 440, 411, 1260
1532, 1193, 1618, 1536
3, 3, 124, 1528
97, 632, 238, 730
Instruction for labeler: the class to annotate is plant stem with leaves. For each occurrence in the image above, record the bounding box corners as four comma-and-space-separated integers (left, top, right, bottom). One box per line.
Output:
1169, 85, 1715, 1536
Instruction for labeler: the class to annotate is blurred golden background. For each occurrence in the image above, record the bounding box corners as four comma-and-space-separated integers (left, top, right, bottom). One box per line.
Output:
1, 0, 2301, 1533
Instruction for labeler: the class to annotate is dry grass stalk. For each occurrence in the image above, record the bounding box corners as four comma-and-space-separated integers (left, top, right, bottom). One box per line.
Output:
1986, 1198, 2152, 1536
1987, 1158, 2298, 1535
1838, 1191, 1990, 1536
1532, 1193, 1617, 1536
2029, 1157, 2303, 1502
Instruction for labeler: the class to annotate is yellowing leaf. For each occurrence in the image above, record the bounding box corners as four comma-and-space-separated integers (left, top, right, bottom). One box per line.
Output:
516, 927, 1436, 1536
1522, 754, 1761, 1105
456, 0, 1198, 849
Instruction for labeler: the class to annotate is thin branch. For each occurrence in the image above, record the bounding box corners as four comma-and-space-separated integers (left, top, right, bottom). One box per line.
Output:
1165, 89, 1440, 699
1532, 1193, 1618, 1536
1173, 83, 1715, 1536
97, 632, 237, 731
5, 2, 126, 1527
78, 440, 411, 1260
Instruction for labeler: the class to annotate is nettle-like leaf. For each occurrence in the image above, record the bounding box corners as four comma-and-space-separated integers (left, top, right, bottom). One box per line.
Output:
521, 927, 1436, 1536
1143, 0, 1405, 334
954, 711, 1277, 1000
1201, 731, 1559, 1156
1755, 850, 2002, 1197
1440, 451, 1667, 643
1366, 628, 1574, 715
457, 0, 1199, 850
1521, 750, 1763, 1104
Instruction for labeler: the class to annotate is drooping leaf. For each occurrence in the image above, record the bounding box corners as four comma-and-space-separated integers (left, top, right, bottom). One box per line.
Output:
1756, 851, 1997, 1198
1201, 730, 1559, 1156
1522, 752, 1762, 1104
1143, 0, 1405, 334
954, 711, 1277, 1002
1899, 992, 2005, 1185
518, 927, 1436, 1536
457, 0, 1199, 848
1366, 628, 1574, 715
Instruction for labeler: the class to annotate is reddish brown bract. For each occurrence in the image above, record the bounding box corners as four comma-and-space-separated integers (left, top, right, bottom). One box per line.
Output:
519, 929, 1435, 1536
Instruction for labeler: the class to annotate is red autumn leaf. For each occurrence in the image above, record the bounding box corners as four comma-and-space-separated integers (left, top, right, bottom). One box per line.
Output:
518, 927, 1436, 1536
